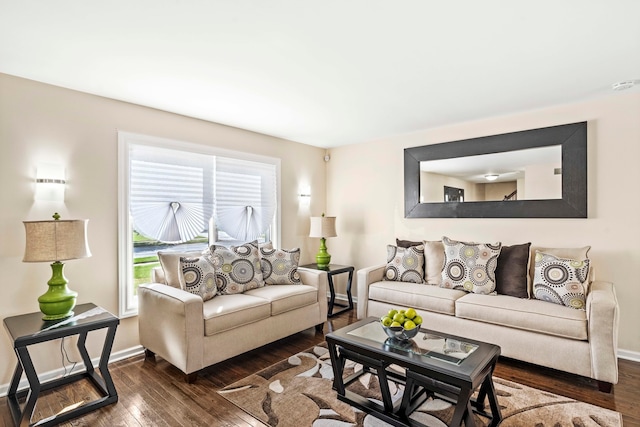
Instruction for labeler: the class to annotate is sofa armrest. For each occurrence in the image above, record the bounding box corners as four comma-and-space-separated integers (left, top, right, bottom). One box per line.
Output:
357, 264, 386, 320
138, 283, 204, 375
297, 267, 329, 321
586, 280, 619, 385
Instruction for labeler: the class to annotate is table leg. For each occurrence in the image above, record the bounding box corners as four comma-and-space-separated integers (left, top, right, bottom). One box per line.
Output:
327, 274, 337, 316
327, 340, 345, 394
449, 385, 473, 427
99, 325, 118, 397
345, 269, 354, 310
15, 346, 41, 427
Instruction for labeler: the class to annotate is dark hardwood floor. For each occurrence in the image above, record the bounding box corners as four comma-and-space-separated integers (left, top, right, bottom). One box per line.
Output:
2, 308, 638, 426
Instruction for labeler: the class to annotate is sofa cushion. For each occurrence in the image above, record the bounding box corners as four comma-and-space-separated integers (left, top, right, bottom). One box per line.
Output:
423, 240, 445, 285
385, 244, 424, 283
259, 243, 301, 285
245, 284, 318, 315
494, 242, 531, 298
203, 294, 271, 335
206, 240, 265, 294
368, 281, 468, 315
180, 256, 217, 301
158, 250, 203, 288
455, 293, 588, 340
533, 251, 590, 310
441, 236, 502, 294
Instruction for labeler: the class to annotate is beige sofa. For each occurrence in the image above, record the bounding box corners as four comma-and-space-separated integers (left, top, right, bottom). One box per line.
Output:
139, 266, 328, 382
357, 244, 620, 392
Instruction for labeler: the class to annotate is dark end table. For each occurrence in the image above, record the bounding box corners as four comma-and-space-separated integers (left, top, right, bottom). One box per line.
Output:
300, 263, 354, 317
3, 303, 119, 427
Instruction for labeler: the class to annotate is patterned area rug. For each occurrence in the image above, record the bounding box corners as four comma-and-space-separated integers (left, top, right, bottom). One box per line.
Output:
218, 344, 622, 427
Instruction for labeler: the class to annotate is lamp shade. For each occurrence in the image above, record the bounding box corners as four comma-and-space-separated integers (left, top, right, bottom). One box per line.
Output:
309, 216, 337, 238
23, 219, 92, 262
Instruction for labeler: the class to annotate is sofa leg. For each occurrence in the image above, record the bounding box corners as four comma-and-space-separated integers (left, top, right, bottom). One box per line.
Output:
597, 381, 613, 393
185, 372, 198, 384
144, 349, 156, 361
315, 323, 324, 332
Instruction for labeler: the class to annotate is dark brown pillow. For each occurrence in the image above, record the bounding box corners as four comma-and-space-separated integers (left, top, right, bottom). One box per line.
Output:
396, 238, 422, 248
494, 242, 531, 298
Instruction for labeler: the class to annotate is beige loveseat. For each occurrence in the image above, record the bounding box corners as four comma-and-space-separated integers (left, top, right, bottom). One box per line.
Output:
139, 265, 328, 382
357, 241, 619, 392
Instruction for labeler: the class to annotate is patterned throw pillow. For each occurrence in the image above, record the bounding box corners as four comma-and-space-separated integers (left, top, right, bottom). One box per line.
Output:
384, 245, 424, 283
205, 240, 264, 294
260, 243, 301, 285
180, 256, 217, 301
440, 236, 502, 294
533, 251, 590, 310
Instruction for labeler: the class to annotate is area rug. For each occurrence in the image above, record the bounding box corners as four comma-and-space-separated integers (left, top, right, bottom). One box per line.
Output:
218, 344, 622, 427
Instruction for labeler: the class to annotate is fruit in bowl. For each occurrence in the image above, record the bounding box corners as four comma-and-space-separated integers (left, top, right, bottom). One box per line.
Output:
380, 307, 422, 341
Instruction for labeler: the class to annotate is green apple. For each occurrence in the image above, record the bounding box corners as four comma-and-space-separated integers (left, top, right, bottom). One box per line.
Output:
392, 313, 405, 324
390, 321, 402, 328
381, 316, 393, 327
405, 308, 417, 320
403, 320, 416, 330
412, 315, 423, 325
388, 309, 398, 318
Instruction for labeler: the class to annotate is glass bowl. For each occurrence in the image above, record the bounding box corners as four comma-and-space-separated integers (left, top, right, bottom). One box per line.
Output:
381, 323, 421, 341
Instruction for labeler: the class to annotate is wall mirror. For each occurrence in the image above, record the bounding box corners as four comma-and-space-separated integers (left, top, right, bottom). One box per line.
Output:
404, 122, 587, 218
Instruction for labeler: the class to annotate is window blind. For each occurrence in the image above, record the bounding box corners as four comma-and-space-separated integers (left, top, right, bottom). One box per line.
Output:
214, 157, 277, 241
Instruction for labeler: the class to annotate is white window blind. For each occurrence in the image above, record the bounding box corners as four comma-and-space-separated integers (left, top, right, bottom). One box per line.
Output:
214, 157, 277, 241
130, 145, 214, 243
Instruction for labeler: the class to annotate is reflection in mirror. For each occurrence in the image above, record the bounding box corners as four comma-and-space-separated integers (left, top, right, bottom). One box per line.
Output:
420, 146, 562, 203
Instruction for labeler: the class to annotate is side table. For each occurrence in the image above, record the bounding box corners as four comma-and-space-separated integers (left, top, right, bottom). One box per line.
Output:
300, 264, 354, 317
3, 303, 119, 427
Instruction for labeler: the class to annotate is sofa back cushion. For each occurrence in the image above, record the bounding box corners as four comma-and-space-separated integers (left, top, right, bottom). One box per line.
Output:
158, 250, 204, 288
494, 242, 531, 298
423, 240, 445, 285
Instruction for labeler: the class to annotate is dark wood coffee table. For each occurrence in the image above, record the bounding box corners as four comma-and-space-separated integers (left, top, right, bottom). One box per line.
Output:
326, 317, 501, 427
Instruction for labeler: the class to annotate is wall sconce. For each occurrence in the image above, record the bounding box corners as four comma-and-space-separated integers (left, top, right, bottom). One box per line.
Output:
35, 164, 66, 202
298, 186, 311, 207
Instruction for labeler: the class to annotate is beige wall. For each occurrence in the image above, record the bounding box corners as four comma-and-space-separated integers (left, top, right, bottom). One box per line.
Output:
327, 92, 640, 355
0, 73, 327, 386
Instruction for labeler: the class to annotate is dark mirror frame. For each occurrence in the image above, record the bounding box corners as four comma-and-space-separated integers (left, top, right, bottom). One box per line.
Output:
404, 122, 587, 218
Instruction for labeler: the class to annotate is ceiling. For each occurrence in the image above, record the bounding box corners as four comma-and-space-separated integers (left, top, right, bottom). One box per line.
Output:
1, 1, 639, 148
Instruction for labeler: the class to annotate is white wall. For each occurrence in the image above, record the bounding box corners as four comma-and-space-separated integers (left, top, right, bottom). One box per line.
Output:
0, 73, 327, 386
327, 92, 640, 355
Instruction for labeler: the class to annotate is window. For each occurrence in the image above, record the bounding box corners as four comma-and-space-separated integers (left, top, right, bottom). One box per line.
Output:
118, 132, 280, 317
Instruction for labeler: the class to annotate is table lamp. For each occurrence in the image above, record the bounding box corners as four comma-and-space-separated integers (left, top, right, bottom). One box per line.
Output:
309, 214, 337, 269
23, 213, 91, 320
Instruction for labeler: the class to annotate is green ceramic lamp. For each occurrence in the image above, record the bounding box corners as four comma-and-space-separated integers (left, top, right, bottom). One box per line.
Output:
309, 214, 337, 269
23, 213, 91, 320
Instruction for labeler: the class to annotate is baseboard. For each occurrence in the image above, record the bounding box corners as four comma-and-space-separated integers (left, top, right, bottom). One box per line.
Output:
618, 348, 640, 363
0, 345, 144, 398
326, 292, 358, 305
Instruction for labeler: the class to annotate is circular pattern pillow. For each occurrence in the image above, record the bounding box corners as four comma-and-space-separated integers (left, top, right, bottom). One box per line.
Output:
533, 251, 590, 310
440, 236, 502, 294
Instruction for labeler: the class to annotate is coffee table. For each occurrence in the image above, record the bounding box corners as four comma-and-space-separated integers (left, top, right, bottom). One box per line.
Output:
325, 317, 501, 427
